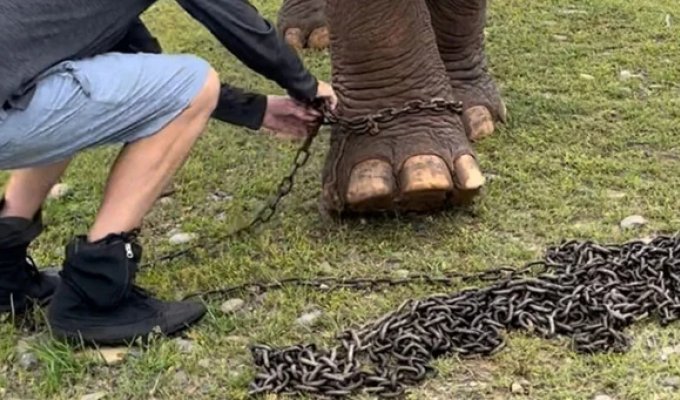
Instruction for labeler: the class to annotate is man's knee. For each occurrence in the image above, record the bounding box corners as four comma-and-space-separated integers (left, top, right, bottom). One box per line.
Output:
191, 65, 220, 117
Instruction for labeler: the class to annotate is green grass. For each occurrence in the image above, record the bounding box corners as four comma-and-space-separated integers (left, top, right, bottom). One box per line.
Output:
2, 0, 680, 398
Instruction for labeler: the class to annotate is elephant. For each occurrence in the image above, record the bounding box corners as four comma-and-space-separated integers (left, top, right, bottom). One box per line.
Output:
121, 0, 507, 215
279, 0, 506, 213
277, 0, 329, 51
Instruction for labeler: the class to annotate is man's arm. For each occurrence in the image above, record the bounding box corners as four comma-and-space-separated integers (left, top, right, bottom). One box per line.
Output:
176, 0, 319, 103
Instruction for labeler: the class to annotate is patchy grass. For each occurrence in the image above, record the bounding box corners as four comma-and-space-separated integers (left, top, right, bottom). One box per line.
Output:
2, 0, 680, 398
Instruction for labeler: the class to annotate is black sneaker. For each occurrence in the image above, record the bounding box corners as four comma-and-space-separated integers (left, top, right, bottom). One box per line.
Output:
47, 232, 206, 345
0, 207, 60, 314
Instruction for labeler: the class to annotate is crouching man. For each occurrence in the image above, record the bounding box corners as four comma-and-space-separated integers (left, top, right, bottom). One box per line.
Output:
0, 0, 336, 345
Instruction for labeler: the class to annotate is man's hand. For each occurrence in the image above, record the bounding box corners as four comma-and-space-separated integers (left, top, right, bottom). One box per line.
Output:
316, 80, 338, 110
262, 95, 322, 140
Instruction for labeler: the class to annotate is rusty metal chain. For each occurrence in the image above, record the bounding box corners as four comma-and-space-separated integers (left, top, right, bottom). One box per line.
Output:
324, 97, 464, 136
245, 234, 680, 398
146, 98, 463, 266
145, 126, 318, 266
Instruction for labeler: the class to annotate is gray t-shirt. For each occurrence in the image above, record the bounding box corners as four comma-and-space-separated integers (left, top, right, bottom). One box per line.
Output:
0, 0, 317, 112
0, 0, 153, 110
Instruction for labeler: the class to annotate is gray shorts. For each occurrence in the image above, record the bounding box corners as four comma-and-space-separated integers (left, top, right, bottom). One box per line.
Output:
0, 52, 211, 170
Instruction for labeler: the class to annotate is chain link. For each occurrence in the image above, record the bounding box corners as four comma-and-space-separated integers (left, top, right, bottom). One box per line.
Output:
136, 99, 679, 397
145, 126, 317, 266
324, 97, 463, 136
244, 234, 680, 398
146, 98, 463, 266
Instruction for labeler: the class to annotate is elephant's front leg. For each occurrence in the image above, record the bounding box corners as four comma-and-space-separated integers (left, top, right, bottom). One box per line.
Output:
322, 0, 485, 214
277, 0, 329, 51
427, 0, 506, 141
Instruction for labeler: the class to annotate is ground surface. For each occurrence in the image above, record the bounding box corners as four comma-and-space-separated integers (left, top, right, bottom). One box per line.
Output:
2, 0, 680, 399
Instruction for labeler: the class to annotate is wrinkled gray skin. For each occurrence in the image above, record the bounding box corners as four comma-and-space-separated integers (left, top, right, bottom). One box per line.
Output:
320, 0, 474, 211
277, 0, 505, 212
427, 0, 506, 126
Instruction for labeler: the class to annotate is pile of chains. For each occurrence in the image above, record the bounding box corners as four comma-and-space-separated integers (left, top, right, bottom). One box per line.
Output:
248, 234, 680, 398
147, 98, 464, 266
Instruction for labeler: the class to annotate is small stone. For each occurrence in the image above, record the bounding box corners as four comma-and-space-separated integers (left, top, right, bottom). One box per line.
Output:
580, 73, 595, 80
48, 183, 71, 199
619, 70, 643, 81
394, 269, 410, 279
220, 298, 245, 314
296, 310, 323, 327
173, 338, 195, 354
198, 359, 211, 369
18, 352, 38, 371
511, 381, 524, 394
605, 190, 626, 199
207, 191, 233, 202
319, 261, 334, 274
168, 232, 197, 245
661, 345, 680, 361
225, 336, 249, 345
620, 215, 648, 229
661, 376, 680, 389
173, 370, 189, 386
553, 34, 568, 41
558, 8, 588, 15
80, 392, 108, 400
98, 347, 129, 366
158, 197, 174, 206
593, 395, 614, 400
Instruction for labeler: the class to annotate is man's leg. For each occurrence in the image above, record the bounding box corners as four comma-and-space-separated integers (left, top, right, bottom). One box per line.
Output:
0, 52, 218, 342
0, 161, 70, 314
1, 160, 70, 219
89, 69, 218, 240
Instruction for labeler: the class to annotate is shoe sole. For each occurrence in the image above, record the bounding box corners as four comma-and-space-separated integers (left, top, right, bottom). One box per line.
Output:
49, 310, 207, 347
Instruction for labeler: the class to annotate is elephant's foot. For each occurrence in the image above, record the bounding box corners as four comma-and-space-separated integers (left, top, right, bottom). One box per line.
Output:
277, 0, 329, 51
427, 0, 506, 142
322, 0, 485, 214
322, 115, 484, 213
